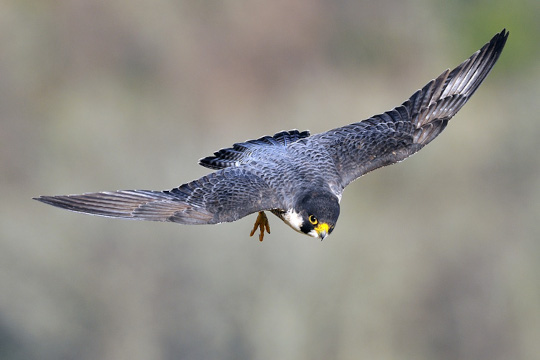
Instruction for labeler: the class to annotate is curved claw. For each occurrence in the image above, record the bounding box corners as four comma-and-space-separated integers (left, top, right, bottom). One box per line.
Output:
250, 211, 271, 242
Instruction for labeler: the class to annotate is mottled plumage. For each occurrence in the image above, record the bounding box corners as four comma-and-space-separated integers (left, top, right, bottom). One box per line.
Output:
35, 30, 508, 240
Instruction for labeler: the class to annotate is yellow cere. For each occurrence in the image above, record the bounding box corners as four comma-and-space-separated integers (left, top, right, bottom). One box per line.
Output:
315, 222, 329, 234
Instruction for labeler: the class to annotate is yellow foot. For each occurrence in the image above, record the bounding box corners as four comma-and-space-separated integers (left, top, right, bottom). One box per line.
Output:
250, 211, 271, 242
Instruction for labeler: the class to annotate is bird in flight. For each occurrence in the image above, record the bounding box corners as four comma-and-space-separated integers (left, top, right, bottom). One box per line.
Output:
35, 30, 508, 241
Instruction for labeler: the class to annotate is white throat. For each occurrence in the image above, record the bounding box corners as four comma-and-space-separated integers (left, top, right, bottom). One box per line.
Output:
279, 209, 304, 233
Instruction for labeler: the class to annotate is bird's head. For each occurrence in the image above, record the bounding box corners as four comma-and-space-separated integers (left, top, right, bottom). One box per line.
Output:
296, 191, 340, 240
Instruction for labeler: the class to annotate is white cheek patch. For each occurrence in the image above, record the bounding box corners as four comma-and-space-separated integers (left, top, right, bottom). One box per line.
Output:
282, 209, 304, 232
307, 229, 319, 238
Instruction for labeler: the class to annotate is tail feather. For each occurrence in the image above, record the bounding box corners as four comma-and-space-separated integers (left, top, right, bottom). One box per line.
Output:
199, 129, 310, 170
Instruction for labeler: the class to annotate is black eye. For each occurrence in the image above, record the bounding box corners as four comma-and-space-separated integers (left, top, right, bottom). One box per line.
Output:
308, 215, 318, 225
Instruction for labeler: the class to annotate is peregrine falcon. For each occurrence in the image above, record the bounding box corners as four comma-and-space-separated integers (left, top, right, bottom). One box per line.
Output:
35, 30, 508, 241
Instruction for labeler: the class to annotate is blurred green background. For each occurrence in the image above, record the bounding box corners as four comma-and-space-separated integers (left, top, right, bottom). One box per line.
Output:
1, 0, 539, 359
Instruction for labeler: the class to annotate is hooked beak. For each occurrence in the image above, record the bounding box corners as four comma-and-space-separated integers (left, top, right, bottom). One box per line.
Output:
315, 223, 330, 240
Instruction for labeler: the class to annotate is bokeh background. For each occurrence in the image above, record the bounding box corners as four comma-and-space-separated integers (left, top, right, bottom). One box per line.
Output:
2, 1, 539, 359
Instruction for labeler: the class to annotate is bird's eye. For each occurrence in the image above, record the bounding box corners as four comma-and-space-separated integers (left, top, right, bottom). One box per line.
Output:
308, 215, 318, 225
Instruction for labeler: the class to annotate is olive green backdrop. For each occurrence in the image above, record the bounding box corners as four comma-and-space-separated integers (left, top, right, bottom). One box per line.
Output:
1, 1, 539, 359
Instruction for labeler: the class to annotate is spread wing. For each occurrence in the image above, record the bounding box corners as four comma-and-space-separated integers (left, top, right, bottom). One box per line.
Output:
34, 167, 280, 224
316, 29, 508, 188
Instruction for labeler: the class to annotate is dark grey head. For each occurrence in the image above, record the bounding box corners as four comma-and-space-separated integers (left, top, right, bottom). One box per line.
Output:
296, 191, 340, 240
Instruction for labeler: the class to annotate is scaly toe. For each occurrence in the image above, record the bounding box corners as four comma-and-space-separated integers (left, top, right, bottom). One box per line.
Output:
250, 211, 270, 241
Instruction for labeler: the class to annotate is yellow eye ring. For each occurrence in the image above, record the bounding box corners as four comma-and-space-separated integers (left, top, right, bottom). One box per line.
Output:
308, 215, 318, 225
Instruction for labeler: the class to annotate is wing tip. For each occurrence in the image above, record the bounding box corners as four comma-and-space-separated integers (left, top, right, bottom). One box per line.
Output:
489, 28, 509, 57
33, 195, 62, 206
